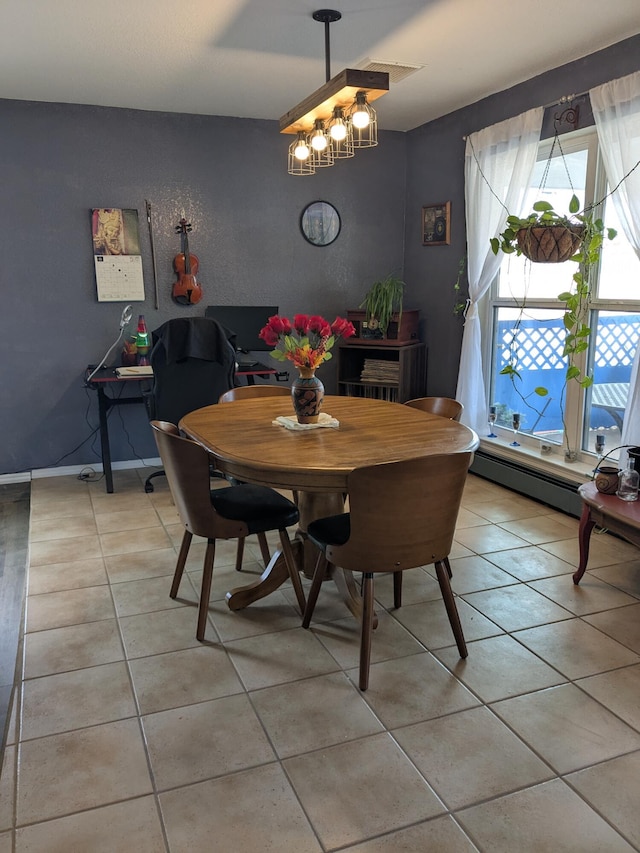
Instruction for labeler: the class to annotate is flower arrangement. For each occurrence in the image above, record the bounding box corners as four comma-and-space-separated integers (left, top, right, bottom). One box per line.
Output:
259, 313, 356, 371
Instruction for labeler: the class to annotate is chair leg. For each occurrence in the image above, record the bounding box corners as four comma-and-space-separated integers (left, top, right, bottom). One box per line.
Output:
197, 538, 216, 641
359, 573, 375, 691
257, 531, 271, 566
393, 571, 403, 609
235, 537, 245, 572
279, 529, 306, 614
302, 552, 328, 629
434, 558, 467, 659
170, 530, 192, 598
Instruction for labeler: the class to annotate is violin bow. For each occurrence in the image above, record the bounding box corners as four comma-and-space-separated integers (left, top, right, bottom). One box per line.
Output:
145, 199, 159, 309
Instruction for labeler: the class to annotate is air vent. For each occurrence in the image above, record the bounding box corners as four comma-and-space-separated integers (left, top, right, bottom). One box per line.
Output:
360, 60, 424, 84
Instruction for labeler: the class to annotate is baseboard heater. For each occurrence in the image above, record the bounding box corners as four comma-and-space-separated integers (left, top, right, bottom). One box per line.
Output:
470, 450, 583, 518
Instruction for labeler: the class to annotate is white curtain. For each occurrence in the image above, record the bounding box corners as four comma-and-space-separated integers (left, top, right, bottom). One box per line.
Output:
456, 108, 543, 433
591, 71, 640, 449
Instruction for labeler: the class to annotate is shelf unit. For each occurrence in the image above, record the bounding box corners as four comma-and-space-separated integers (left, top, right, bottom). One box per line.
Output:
337, 342, 427, 403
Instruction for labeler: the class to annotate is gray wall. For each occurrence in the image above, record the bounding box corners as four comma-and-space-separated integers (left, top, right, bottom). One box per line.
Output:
0, 103, 406, 474
1, 33, 638, 476
403, 34, 640, 398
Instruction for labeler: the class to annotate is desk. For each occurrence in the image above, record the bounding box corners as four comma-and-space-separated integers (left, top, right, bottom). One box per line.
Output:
592, 383, 629, 431
180, 395, 479, 610
85, 362, 277, 493
573, 481, 640, 584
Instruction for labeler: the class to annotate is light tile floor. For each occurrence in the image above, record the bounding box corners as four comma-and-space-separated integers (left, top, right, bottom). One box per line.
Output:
2, 469, 640, 851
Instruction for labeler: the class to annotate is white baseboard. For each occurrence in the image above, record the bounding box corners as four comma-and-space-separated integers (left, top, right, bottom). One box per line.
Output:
0, 458, 162, 485
0, 472, 31, 484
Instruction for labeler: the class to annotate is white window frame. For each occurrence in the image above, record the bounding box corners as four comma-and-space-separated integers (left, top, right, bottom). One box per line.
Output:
481, 126, 640, 481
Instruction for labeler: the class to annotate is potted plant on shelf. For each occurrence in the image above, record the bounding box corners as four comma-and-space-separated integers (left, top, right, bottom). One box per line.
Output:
359, 274, 405, 339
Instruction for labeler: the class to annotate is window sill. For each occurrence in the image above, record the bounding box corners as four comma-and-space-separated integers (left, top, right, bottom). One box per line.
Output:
477, 434, 597, 486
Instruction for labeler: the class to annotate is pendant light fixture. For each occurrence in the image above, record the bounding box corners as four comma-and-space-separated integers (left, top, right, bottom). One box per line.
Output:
288, 131, 315, 175
281, 9, 389, 175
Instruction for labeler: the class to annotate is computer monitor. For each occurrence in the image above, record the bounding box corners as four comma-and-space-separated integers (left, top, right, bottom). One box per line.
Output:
205, 305, 278, 363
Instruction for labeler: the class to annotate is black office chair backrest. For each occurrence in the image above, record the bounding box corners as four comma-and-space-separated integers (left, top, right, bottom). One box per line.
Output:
148, 317, 236, 423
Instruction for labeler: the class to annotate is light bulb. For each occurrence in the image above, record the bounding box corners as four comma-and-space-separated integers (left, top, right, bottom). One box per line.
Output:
352, 108, 370, 129
293, 132, 309, 160
328, 107, 348, 140
330, 121, 347, 141
310, 122, 327, 151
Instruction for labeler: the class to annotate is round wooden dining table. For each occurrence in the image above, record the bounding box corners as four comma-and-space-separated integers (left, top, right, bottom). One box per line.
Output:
180, 395, 479, 611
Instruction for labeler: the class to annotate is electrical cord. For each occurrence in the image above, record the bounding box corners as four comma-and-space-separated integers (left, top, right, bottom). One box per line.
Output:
85, 304, 133, 384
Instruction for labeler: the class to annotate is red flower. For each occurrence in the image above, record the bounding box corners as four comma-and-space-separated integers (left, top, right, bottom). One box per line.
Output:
308, 315, 332, 338
292, 314, 310, 335
259, 315, 291, 345
258, 325, 280, 346
331, 317, 356, 339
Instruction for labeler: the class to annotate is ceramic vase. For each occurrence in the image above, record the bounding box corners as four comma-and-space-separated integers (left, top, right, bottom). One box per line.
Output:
291, 368, 324, 424
594, 466, 619, 495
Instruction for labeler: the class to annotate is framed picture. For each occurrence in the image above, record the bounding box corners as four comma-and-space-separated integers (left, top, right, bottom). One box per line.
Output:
421, 201, 451, 246
300, 201, 341, 247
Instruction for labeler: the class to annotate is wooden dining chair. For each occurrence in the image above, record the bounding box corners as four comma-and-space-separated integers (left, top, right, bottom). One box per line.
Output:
220, 383, 299, 511
302, 452, 472, 690
219, 385, 290, 403
150, 420, 305, 640
405, 396, 464, 421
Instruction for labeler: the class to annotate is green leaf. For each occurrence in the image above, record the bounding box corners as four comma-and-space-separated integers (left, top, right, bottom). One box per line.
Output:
580, 376, 594, 388
568, 194, 580, 214
566, 365, 580, 380
490, 237, 499, 255
500, 365, 520, 379
557, 291, 573, 302
534, 387, 549, 397
532, 200, 553, 212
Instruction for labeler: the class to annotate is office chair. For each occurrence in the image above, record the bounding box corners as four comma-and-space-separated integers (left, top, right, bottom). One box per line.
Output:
143, 317, 236, 494
150, 421, 305, 640
302, 452, 472, 690
405, 396, 464, 421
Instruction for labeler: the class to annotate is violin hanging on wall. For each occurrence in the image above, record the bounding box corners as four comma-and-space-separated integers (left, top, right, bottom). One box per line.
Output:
172, 217, 203, 305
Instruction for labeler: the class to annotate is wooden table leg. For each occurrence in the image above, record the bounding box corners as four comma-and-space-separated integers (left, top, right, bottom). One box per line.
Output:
296, 491, 345, 577
224, 490, 372, 625
226, 539, 303, 610
573, 503, 596, 585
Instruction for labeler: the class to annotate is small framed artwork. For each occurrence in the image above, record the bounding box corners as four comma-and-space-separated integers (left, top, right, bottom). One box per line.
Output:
422, 201, 451, 246
300, 200, 341, 247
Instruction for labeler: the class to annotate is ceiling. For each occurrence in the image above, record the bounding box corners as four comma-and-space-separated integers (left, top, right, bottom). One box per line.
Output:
1, 0, 639, 132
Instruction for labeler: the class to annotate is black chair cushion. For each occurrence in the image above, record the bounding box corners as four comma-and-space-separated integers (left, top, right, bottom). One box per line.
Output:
211, 484, 299, 534
308, 513, 351, 550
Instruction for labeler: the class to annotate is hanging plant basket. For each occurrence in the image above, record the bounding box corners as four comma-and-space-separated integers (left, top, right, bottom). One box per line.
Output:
516, 224, 584, 263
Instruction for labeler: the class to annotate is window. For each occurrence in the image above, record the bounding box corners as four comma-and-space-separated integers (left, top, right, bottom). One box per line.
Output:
487, 128, 640, 465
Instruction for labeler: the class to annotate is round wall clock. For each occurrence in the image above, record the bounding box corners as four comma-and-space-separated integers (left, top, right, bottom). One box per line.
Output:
300, 201, 341, 246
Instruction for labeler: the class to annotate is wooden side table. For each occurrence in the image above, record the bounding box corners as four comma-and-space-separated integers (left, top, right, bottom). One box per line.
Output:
573, 481, 640, 584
